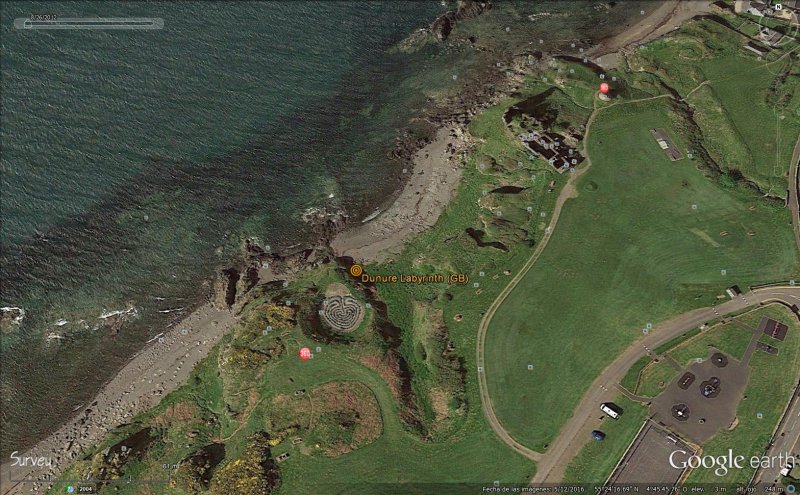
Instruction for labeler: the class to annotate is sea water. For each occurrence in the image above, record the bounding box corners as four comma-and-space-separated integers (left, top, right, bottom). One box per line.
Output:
0, 0, 654, 455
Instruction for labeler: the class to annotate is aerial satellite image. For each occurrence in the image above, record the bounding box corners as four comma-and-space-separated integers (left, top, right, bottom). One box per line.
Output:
1, 1, 799, 494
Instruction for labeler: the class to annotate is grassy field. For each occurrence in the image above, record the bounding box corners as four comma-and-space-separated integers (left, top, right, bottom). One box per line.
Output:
684, 305, 800, 485
562, 395, 649, 484
668, 317, 754, 367
628, 17, 800, 194
484, 97, 799, 452
636, 359, 679, 398
620, 355, 652, 393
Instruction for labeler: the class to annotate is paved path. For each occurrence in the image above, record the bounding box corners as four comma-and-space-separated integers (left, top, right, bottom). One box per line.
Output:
788, 135, 800, 253
532, 287, 800, 484
474, 86, 680, 466
663, 354, 683, 372
475, 97, 605, 464
615, 384, 652, 405
752, 380, 800, 486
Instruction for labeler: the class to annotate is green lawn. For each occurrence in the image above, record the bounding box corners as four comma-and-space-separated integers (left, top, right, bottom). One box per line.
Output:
264, 346, 535, 494
563, 396, 649, 484
630, 17, 800, 193
484, 98, 799, 452
620, 355, 652, 393
668, 318, 754, 367
636, 359, 679, 398
684, 305, 800, 485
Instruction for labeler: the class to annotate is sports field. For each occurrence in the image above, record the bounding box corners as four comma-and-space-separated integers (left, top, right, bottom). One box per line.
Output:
484, 97, 799, 451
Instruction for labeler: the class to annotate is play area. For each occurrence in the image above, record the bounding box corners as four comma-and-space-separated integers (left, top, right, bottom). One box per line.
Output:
649, 321, 763, 443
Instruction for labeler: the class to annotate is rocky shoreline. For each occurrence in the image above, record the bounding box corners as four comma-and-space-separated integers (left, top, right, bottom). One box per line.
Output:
1, 2, 712, 492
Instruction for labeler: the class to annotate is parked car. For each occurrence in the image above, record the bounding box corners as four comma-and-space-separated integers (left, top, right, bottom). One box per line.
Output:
591, 430, 606, 441
780, 459, 794, 477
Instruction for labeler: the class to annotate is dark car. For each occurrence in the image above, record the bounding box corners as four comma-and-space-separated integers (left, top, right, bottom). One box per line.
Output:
591, 430, 606, 441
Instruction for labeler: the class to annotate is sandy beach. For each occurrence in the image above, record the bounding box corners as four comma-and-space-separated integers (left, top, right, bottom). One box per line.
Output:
330, 126, 471, 263
0, 3, 714, 493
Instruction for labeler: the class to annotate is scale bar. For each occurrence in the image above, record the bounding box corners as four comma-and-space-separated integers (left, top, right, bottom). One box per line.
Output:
14, 17, 164, 30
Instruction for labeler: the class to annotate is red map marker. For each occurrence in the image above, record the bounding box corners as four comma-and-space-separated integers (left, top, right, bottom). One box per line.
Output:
599, 82, 610, 94
299, 347, 312, 361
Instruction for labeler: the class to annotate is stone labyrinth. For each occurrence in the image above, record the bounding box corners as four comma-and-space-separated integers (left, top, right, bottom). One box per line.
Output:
320, 284, 365, 333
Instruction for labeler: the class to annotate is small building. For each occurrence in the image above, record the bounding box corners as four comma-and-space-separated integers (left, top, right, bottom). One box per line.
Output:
743, 41, 770, 57
650, 129, 684, 161
759, 27, 784, 46
746, 1, 774, 16
726, 285, 742, 298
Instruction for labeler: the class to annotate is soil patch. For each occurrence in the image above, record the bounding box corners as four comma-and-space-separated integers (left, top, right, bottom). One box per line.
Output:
267, 381, 382, 457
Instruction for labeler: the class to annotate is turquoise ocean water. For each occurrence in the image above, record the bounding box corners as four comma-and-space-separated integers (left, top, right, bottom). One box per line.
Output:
0, 0, 654, 455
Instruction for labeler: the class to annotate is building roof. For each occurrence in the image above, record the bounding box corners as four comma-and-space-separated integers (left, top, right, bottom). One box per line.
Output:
743, 41, 770, 55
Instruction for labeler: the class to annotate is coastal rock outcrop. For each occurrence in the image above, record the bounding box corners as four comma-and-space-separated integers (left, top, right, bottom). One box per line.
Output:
431, 0, 492, 41
0, 306, 25, 332
455, 0, 492, 20
211, 268, 240, 311
431, 12, 457, 41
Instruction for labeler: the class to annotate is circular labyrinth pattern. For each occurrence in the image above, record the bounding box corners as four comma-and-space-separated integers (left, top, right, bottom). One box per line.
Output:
320, 295, 364, 333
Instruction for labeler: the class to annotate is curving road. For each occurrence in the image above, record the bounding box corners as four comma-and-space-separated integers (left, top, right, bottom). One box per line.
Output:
475, 90, 672, 465
788, 135, 800, 254
477, 78, 800, 486
475, 101, 604, 464
531, 286, 800, 483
